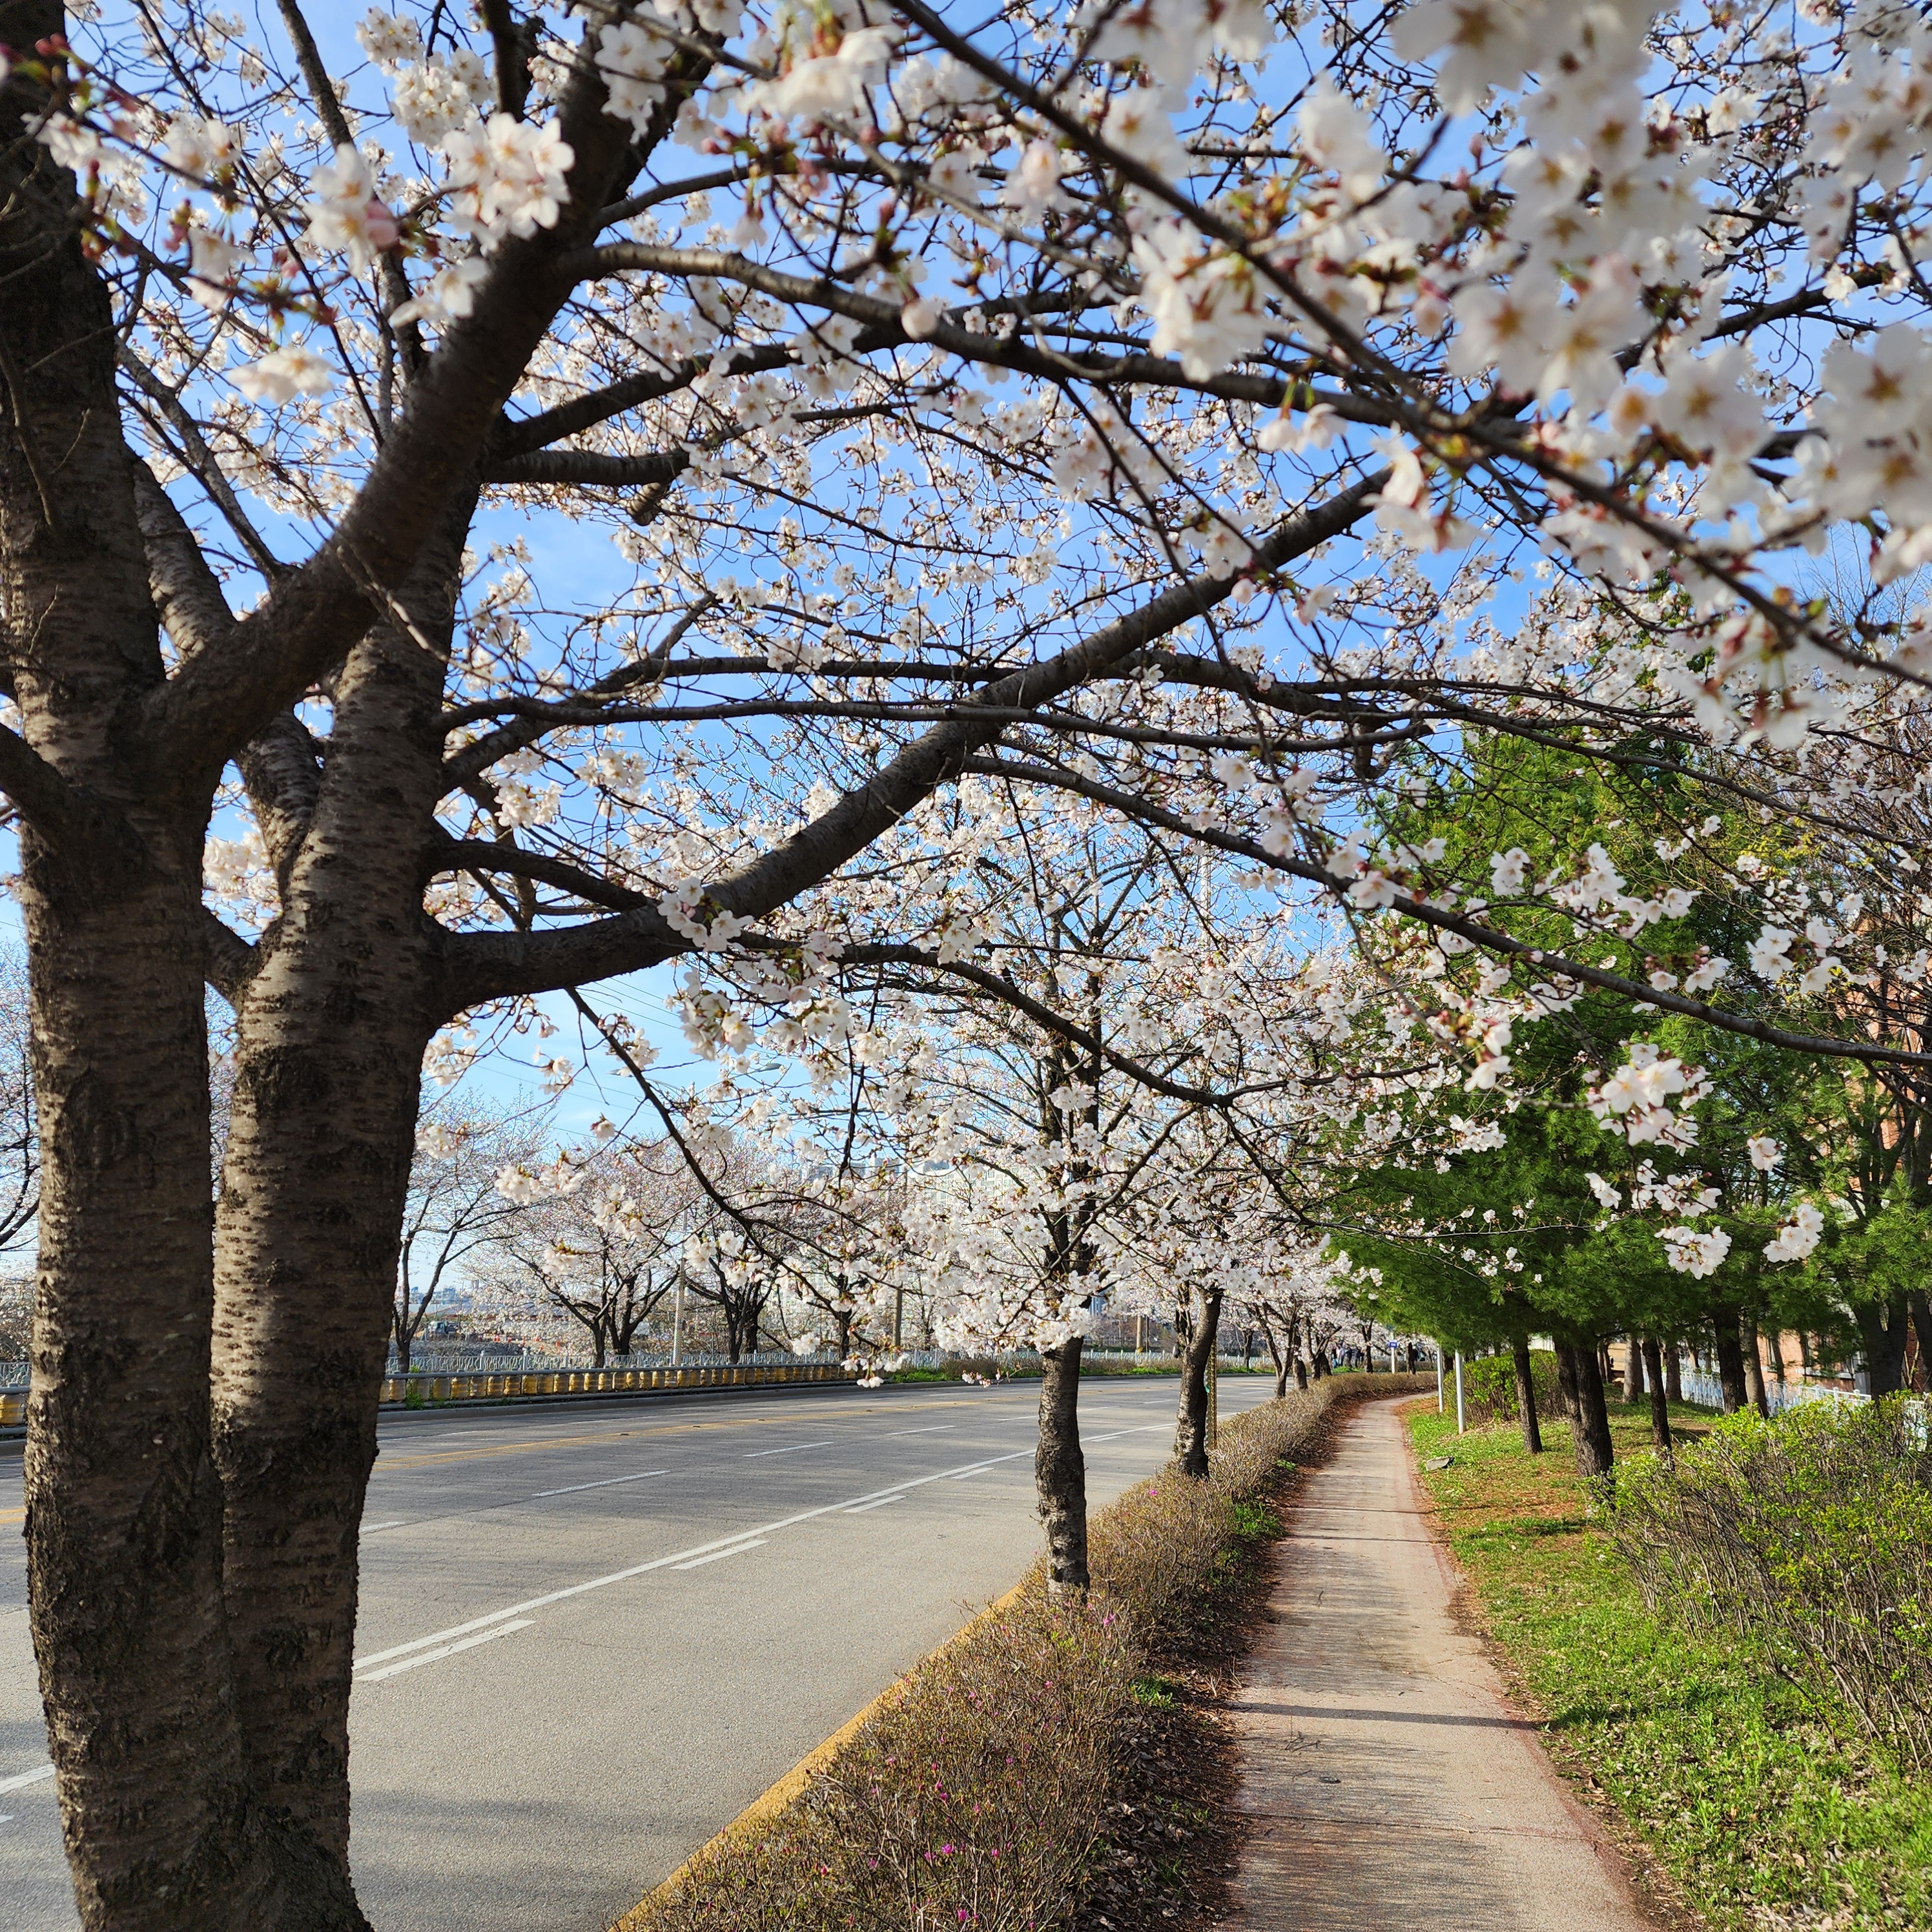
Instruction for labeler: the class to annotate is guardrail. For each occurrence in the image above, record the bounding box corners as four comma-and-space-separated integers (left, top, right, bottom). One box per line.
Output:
377, 1361, 851, 1406
0, 1361, 848, 1431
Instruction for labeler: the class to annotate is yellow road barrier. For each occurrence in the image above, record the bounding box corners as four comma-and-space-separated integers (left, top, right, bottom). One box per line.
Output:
376, 1361, 848, 1407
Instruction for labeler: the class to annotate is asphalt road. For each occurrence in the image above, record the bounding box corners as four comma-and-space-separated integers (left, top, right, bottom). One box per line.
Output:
0, 1372, 1277, 1932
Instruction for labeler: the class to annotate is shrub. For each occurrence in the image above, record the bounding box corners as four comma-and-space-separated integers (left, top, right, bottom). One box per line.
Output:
1455, 1349, 1561, 1428
624, 1372, 1430, 1931
1608, 1395, 1932, 1774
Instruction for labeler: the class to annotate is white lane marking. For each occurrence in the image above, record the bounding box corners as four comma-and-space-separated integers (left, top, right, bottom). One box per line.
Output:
743, 1441, 834, 1459
843, 1494, 905, 1514
946, 1424, 1159, 1477
884, 1426, 952, 1437
356, 1619, 535, 1683
0, 1763, 54, 1795
532, 1470, 669, 1498
672, 1539, 768, 1571
0, 1813, 13, 1824
362, 1520, 409, 1533
350, 1445, 1037, 1672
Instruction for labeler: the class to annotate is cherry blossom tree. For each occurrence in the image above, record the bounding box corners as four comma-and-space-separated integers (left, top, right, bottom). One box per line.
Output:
17, 1, 1932, 1924
391, 1098, 546, 1372
489, 1133, 695, 1359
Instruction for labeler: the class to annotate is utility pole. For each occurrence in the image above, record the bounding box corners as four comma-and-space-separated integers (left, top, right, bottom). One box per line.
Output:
1454, 1351, 1466, 1434
671, 1268, 685, 1367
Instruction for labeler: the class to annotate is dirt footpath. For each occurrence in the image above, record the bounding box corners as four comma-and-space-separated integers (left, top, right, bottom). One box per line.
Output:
1224, 1397, 1656, 1932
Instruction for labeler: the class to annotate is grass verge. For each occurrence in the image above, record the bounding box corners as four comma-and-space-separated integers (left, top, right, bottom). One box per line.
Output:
1409, 1403, 1932, 1931
617, 1373, 1430, 1932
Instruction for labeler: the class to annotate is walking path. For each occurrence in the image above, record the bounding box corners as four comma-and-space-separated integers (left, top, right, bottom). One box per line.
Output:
1225, 1397, 1656, 1932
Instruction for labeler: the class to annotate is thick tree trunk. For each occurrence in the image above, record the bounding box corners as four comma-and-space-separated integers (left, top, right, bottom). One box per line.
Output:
1664, 1342, 1683, 1404
1555, 1339, 1581, 1422
1857, 1295, 1911, 1397
1173, 1288, 1224, 1478
1511, 1339, 1543, 1455
1742, 1313, 1770, 1417
1641, 1335, 1672, 1453
1264, 1328, 1289, 1400
207, 528, 466, 1920
1912, 1295, 1932, 1394
1711, 1303, 1749, 1412
1035, 1337, 1088, 1592
1624, 1335, 1646, 1401
2, 52, 305, 1922
1294, 1356, 1310, 1390
1570, 1341, 1616, 1480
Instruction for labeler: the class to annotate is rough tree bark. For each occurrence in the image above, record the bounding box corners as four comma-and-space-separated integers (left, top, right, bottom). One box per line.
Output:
1856, 1295, 1911, 1397
207, 517, 469, 1915
1263, 1324, 1290, 1399
1624, 1334, 1645, 1401
1, 25, 299, 1918
1641, 1335, 1672, 1453
1742, 1311, 1770, 1417
1664, 1340, 1683, 1404
1173, 1286, 1224, 1478
1554, 1339, 1581, 1423
1511, 1337, 1543, 1455
1711, 1302, 1749, 1412
1036, 1337, 1089, 1592
0, 19, 653, 1920
1570, 1341, 1616, 1480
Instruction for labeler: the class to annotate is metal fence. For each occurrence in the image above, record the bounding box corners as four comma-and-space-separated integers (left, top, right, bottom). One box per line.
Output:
1673, 1363, 1866, 1415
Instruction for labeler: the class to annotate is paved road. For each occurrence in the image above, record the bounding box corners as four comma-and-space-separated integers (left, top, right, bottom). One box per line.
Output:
1, 1372, 1275, 1931
1227, 1397, 1654, 1931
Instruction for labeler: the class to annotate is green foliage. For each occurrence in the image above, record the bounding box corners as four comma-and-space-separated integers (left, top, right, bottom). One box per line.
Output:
1455, 1349, 1561, 1426
1610, 1396, 1932, 1774
1129, 1675, 1178, 1710
1413, 1406, 1932, 1929
1346, 730, 1868, 1364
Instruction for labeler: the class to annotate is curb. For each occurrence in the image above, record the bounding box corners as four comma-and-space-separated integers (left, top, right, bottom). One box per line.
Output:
613, 1579, 1032, 1928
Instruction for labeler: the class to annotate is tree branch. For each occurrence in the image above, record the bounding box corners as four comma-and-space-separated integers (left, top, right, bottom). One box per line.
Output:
203, 909, 259, 1004
827, 939, 1284, 1108
958, 752, 1932, 1071
482, 449, 689, 488
130, 461, 235, 661
140, 36, 697, 789
434, 469, 1385, 1012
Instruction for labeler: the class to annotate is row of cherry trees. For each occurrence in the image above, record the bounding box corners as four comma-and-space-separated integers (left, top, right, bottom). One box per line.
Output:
8, 0, 1932, 1923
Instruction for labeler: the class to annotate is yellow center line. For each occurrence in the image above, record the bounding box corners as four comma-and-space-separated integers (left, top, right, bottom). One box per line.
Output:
374, 1396, 985, 1472
0, 1506, 22, 1526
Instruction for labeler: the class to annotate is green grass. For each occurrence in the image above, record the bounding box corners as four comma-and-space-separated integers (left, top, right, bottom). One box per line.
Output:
1130, 1673, 1180, 1710
1409, 1403, 1932, 1931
